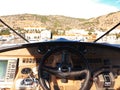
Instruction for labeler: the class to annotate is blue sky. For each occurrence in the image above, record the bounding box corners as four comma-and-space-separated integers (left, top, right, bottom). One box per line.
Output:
0, 0, 119, 18
98, 0, 120, 8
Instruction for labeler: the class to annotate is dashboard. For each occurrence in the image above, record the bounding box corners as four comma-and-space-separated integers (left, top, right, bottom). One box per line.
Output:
0, 41, 120, 90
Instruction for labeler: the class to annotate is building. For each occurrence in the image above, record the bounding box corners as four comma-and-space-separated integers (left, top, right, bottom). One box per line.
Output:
65, 29, 88, 36
40, 29, 52, 41
24, 27, 52, 42
24, 27, 46, 33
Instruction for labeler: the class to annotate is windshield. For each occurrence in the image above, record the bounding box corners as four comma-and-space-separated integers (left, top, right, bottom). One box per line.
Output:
0, 0, 120, 46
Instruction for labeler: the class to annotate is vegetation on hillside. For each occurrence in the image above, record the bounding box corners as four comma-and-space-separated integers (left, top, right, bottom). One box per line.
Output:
0, 29, 11, 35
0, 11, 120, 33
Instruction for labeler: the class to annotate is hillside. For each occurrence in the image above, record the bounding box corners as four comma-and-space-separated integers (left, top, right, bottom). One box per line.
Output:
0, 11, 120, 31
89, 11, 120, 30
0, 14, 86, 30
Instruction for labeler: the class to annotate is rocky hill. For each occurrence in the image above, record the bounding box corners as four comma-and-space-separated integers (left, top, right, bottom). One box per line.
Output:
89, 11, 120, 30
0, 11, 120, 31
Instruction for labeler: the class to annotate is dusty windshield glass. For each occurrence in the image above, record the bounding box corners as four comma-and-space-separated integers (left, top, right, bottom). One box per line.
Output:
0, 0, 120, 46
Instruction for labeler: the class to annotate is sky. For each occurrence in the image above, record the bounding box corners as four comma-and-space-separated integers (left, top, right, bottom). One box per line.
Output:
0, 0, 120, 19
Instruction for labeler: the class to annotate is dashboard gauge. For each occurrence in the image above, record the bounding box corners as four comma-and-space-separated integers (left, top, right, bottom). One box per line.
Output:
21, 68, 32, 74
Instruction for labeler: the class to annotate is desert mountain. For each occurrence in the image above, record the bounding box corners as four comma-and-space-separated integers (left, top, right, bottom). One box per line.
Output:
0, 11, 120, 31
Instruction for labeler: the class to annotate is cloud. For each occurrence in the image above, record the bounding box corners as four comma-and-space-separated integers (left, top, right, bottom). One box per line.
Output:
0, 0, 119, 18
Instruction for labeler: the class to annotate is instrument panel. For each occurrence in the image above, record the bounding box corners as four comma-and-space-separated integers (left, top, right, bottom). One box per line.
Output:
0, 42, 120, 90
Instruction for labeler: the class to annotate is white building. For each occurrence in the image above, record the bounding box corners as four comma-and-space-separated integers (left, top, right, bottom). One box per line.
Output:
24, 27, 46, 33
25, 33, 40, 41
40, 30, 52, 41
65, 29, 88, 35
24, 27, 52, 42
110, 29, 120, 34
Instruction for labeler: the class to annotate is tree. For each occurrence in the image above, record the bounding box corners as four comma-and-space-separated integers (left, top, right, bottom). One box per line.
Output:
0, 29, 11, 35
